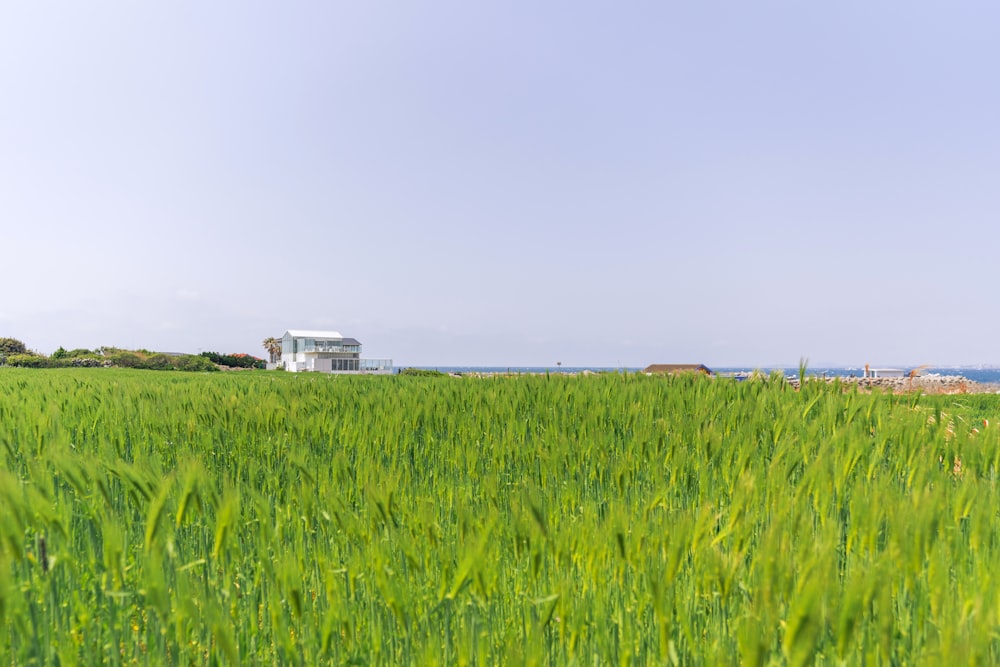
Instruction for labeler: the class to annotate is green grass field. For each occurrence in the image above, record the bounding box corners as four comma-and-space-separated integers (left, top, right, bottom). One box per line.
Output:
0, 368, 998, 665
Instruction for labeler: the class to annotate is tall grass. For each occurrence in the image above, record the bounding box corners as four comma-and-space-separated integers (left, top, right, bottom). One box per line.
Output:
0, 368, 998, 664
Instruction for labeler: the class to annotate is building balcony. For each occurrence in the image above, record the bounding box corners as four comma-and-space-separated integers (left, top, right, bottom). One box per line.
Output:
302, 345, 361, 354
286, 357, 393, 373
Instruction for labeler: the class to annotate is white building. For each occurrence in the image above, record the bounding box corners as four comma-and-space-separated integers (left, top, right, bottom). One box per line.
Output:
278, 330, 392, 373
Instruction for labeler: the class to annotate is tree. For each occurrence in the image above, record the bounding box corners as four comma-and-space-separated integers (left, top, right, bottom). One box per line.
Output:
262, 337, 281, 364
0, 338, 28, 355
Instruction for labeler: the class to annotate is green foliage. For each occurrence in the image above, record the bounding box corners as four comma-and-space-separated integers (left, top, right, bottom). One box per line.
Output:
99, 349, 216, 372
0, 343, 214, 373
106, 351, 143, 368
173, 354, 219, 372
142, 353, 174, 371
2, 350, 103, 369
0, 371, 998, 663
398, 367, 448, 377
3, 353, 59, 368
0, 337, 27, 355
200, 351, 265, 369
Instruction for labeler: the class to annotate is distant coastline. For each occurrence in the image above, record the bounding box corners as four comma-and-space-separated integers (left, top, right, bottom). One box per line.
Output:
411, 366, 639, 375
410, 366, 1000, 386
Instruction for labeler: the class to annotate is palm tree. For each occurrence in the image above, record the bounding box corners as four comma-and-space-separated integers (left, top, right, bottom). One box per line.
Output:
262, 337, 281, 364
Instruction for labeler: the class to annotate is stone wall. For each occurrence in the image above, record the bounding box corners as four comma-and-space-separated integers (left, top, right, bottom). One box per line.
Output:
786, 375, 995, 394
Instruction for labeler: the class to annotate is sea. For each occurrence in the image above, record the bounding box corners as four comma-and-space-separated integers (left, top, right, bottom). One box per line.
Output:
409, 366, 1000, 384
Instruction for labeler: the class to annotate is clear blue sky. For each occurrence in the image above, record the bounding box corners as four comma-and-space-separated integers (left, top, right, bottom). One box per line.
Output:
2, 2, 999, 367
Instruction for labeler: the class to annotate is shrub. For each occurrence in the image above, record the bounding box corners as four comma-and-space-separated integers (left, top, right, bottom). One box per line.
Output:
0, 337, 28, 355
200, 351, 265, 369
5, 354, 61, 368
141, 353, 173, 371
106, 351, 143, 368
399, 368, 448, 377
172, 355, 219, 372
1, 345, 222, 373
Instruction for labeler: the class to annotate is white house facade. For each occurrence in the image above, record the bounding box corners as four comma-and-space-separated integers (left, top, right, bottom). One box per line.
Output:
278, 330, 392, 373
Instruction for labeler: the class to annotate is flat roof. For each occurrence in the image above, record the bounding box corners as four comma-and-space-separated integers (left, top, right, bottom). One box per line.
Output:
283, 330, 344, 340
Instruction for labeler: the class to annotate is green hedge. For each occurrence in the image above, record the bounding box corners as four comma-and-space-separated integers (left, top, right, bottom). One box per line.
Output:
4, 354, 61, 368
1, 352, 218, 372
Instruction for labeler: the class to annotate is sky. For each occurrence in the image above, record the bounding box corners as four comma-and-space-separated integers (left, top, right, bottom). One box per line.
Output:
2, 2, 999, 368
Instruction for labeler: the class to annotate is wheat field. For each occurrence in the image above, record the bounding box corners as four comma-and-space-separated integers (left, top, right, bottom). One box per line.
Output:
0, 368, 997, 665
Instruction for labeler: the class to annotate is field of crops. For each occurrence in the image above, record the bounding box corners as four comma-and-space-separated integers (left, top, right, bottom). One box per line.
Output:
1, 368, 999, 665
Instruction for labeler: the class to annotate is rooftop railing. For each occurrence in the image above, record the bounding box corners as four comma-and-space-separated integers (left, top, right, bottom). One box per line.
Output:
303, 345, 361, 354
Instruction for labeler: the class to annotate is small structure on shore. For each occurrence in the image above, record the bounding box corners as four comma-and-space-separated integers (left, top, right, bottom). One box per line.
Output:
643, 364, 713, 376
863, 364, 907, 379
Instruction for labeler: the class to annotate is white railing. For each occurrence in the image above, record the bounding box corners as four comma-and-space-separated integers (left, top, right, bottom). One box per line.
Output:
304, 345, 360, 354
360, 359, 393, 372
